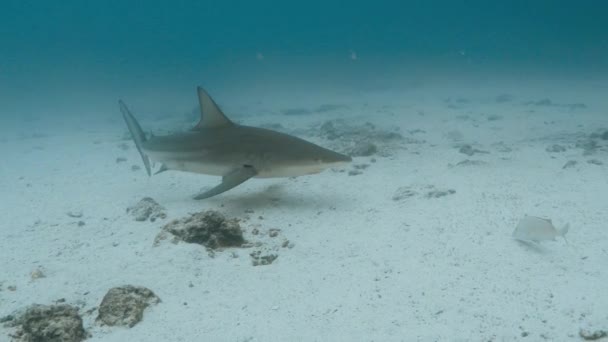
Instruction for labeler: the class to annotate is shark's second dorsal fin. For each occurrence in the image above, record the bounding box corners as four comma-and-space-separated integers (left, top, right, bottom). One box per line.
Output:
193, 86, 233, 130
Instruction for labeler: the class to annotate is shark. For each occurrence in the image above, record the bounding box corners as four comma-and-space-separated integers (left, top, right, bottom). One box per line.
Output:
120, 86, 352, 199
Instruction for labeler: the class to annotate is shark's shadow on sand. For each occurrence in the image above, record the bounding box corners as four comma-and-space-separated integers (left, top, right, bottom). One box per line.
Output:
201, 182, 345, 211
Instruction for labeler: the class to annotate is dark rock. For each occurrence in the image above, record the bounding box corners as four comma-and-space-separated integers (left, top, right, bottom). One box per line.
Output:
11, 304, 87, 342
563, 160, 578, 169
587, 159, 603, 165
452, 159, 488, 167
579, 329, 608, 341
576, 139, 599, 155
0, 315, 13, 324
426, 189, 456, 199
458, 144, 489, 156
601, 131, 608, 140
250, 251, 278, 266
127, 197, 167, 222
96, 285, 160, 328
157, 210, 245, 249
353, 163, 370, 170
392, 187, 418, 201
487, 114, 503, 121
546, 144, 567, 153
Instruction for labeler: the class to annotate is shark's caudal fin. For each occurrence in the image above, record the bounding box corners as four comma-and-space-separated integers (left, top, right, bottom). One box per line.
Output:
192, 86, 234, 130
119, 100, 152, 176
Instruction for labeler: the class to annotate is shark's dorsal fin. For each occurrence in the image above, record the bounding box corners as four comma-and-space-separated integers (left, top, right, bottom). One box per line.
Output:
193, 86, 233, 130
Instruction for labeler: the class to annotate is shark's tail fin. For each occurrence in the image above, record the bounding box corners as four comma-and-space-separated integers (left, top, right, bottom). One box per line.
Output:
119, 100, 152, 176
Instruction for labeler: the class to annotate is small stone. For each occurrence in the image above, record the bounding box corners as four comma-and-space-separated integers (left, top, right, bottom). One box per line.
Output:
66, 211, 83, 218
452, 159, 488, 167
353, 163, 370, 170
601, 131, 608, 140
250, 251, 278, 266
127, 197, 167, 222
563, 160, 578, 169
348, 170, 362, 176
8, 285, 16, 291
546, 144, 567, 153
392, 187, 417, 201
459, 144, 475, 155
425, 189, 456, 199
96, 285, 160, 328
131, 165, 141, 171
268, 229, 280, 238
587, 159, 603, 165
115, 157, 127, 163
487, 114, 503, 121
458, 144, 488, 156
31, 268, 46, 280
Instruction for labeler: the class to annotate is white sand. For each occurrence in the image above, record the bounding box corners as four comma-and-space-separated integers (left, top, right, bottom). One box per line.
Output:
1, 77, 607, 341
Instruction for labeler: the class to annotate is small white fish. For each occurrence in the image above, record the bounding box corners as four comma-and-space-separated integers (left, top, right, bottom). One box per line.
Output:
512, 216, 569, 243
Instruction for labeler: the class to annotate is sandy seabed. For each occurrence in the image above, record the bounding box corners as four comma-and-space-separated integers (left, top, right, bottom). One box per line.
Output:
1, 78, 607, 341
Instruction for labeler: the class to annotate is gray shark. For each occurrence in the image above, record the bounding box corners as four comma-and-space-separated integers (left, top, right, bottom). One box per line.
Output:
120, 86, 352, 199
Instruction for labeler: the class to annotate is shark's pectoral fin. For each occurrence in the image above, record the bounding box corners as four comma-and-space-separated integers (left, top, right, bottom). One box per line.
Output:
193, 165, 257, 200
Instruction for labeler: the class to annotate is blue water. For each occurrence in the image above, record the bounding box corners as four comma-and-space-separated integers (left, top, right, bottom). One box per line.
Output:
1, 1, 607, 121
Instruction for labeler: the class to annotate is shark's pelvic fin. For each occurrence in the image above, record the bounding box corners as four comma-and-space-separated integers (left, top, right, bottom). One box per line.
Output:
192, 86, 234, 130
193, 165, 257, 200
154, 163, 170, 175
119, 100, 152, 176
